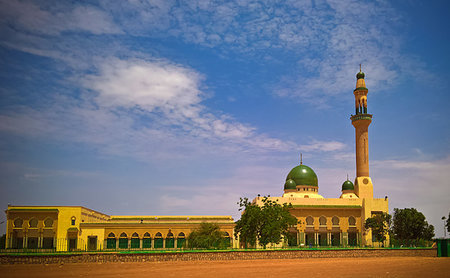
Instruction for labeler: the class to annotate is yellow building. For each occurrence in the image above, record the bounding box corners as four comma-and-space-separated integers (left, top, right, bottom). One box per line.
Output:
4, 206, 235, 251
253, 69, 389, 247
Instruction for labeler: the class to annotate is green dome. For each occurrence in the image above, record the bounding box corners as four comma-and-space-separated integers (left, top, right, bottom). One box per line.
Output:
342, 180, 354, 191
356, 71, 365, 79
286, 164, 318, 187
284, 179, 296, 190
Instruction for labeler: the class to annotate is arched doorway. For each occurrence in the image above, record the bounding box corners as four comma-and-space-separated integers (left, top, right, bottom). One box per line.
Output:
107, 233, 116, 249
131, 232, 140, 249
166, 232, 174, 248
154, 232, 163, 249
223, 232, 231, 248
177, 232, 185, 248
143, 232, 152, 249
119, 233, 128, 249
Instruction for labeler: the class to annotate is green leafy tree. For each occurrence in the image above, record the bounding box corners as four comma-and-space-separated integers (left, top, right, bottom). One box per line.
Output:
234, 197, 261, 248
187, 222, 229, 249
391, 208, 434, 245
364, 212, 391, 245
259, 198, 298, 247
235, 196, 298, 248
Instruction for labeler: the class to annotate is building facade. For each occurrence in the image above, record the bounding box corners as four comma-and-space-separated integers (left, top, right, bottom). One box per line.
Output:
253, 69, 389, 247
4, 206, 235, 251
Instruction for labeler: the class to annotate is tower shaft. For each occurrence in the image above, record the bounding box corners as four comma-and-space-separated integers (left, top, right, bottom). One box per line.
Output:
352, 117, 371, 177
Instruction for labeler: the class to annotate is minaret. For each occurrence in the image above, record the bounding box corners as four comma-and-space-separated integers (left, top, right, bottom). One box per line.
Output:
351, 67, 376, 246
351, 66, 372, 178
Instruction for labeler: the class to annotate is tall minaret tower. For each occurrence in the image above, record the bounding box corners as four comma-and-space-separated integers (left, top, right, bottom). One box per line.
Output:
351, 66, 376, 246
352, 66, 372, 179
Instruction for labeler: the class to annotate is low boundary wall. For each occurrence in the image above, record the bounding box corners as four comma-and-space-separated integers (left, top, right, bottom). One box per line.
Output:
0, 248, 435, 265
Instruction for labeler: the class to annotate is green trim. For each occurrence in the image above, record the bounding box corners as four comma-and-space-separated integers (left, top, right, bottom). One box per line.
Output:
351, 114, 372, 122
354, 87, 368, 91
291, 205, 361, 208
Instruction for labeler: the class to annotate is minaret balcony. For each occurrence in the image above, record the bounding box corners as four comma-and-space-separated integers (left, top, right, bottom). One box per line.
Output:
350, 114, 372, 122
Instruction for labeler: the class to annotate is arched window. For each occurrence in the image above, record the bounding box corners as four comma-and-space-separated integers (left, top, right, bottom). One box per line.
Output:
119, 233, 128, 249
177, 232, 186, 248
306, 216, 314, 226
154, 232, 163, 249
131, 232, 140, 249
143, 232, 152, 248
349, 216, 356, 226
166, 232, 174, 248
29, 218, 38, 228
332, 216, 339, 226
319, 216, 327, 226
106, 233, 116, 249
44, 218, 54, 227
71, 216, 76, 226
14, 218, 23, 228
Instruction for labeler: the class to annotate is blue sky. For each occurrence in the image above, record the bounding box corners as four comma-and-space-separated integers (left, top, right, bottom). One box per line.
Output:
0, 0, 449, 237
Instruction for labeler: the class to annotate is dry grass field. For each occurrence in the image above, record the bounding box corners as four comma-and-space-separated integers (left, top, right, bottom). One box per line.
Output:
1, 257, 448, 278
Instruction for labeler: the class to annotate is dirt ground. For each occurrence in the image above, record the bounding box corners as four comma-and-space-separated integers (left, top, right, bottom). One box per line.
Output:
1, 257, 449, 278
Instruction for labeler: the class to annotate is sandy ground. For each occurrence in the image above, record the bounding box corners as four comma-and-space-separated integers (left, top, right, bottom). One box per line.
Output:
1, 257, 449, 278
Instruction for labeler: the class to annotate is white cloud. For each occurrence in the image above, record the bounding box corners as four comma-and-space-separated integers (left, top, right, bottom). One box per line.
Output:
300, 140, 346, 152
372, 156, 450, 238
0, 0, 122, 35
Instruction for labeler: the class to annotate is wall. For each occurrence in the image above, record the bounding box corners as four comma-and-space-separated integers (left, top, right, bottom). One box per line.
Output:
0, 249, 436, 264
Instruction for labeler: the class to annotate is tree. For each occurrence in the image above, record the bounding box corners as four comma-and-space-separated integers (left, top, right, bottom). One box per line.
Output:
234, 196, 298, 248
234, 197, 261, 248
391, 208, 434, 245
364, 212, 391, 245
187, 222, 229, 249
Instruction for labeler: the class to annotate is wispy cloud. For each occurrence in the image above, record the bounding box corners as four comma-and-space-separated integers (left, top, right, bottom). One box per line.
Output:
0, 0, 122, 35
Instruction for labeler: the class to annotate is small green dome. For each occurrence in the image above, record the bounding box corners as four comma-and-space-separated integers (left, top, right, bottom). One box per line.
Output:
356, 71, 365, 79
342, 180, 354, 191
286, 164, 318, 187
284, 179, 296, 190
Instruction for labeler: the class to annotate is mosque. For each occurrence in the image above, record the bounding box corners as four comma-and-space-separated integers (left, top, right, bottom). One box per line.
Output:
254, 68, 389, 247
4, 69, 389, 251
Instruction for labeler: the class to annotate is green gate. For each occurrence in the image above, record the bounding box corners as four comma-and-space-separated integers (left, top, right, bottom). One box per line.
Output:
154, 238, 163, 248
119, 238, 128, 249
106, 238, 116, 249
166, 238, 175, 248
437, 239, 449, 257
143, 238, 152, 248
131, 238, 140, 249
177, 238, 185, 248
